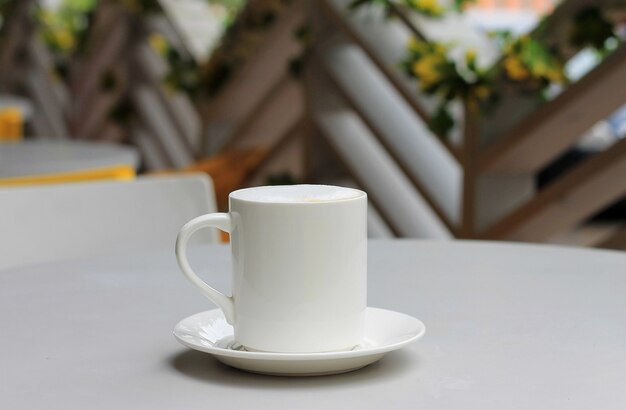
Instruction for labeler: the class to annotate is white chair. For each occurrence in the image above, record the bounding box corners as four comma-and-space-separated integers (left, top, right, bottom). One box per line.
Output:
0, 174, 218, 270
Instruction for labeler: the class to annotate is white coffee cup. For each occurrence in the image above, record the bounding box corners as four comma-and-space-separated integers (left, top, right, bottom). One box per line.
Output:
175, 184, 367, 353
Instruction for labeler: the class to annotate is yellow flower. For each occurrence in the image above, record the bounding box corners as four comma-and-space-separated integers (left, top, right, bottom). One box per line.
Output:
408, 38, 419, 52
413, 56, 443, 88
39, 10, 55, 25
149, 33, 168, 56
410, 0, 444, 15
54, 29, 75, 51
473, 85, 490, 100
532, 62, 549, 78
503, 56, 530, 81
465, 49, 476, 66
434, 43, 447, 55
408, 37, 427, 53
545, 68, 565, 83
533, 61, 565, 83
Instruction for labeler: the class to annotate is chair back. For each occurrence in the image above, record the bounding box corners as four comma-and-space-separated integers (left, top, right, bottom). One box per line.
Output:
0, 174, 218, 270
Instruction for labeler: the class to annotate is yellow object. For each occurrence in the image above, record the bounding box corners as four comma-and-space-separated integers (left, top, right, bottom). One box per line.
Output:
533, 61, 565, 83
413, 56, 443, 89
473, 85, 491, 100
54, 28, 76, 51
408, 0, 444, 15
465, 49, 477, 65
407, 38, 425, 53
148, 33, 168, 56
0, 108, 24, 141
0, 165, 135, 187
503, 56, 530, 81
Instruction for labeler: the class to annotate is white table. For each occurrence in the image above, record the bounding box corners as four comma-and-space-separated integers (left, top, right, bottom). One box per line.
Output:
1, 241, 625, 409
0, 140, 139, 178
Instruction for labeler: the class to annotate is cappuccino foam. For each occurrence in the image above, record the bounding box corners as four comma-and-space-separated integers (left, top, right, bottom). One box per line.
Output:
230, 185, 364, 203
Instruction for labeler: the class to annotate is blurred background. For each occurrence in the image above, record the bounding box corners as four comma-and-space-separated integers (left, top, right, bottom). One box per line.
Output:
1, 0, 626, 249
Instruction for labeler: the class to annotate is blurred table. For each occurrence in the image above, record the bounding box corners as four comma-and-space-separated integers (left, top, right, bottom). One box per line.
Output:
1, 241, 625, 409
0, 140, 139, 178
0, 95, 32, 141
0, 95, 33, 120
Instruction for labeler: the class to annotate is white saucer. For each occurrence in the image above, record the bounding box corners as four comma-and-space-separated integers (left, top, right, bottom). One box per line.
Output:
173, 307, 425, 376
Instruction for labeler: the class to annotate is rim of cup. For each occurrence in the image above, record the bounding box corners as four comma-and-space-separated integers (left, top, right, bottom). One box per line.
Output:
229, 184, 367, 205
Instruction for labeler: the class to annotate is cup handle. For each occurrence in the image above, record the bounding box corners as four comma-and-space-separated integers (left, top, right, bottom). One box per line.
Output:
176, 213, 235, 324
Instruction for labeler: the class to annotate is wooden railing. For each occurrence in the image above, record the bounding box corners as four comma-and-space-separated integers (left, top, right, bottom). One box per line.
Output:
2, 0, 625, 246
306, 0, 626, 245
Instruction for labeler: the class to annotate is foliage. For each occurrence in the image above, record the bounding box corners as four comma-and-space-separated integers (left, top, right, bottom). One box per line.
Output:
349, 0, 476, 17
569, 6, 617, 54
499, 32, 566, 87
149, 33, 201, 97
403, 39, 492, 100
453, 0, 476, 12
37, 0, 97, 56
36, 0, 97, 80
404, 0, 444, 17
145, 0, 277, 97
402, 38, 493, 135
287, 24, 311, 78
213, 0, 248, 26
350, 0, 625, 139
349, 0, 444, 18
193, 0, 292, 97
143, 0, 293, 98
401, 31, 569, 136
429, 104, 455, 137
119, 0, 162, 14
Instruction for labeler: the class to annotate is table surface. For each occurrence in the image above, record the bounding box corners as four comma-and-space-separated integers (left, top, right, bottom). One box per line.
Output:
1, 240, 625, 409
0, 140, 139, 178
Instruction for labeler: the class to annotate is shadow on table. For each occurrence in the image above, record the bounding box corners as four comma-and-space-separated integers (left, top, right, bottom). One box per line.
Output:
168, 349, 417, 387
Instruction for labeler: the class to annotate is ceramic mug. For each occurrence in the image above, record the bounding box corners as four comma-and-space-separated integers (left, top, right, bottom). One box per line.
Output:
175, 184, 367, 353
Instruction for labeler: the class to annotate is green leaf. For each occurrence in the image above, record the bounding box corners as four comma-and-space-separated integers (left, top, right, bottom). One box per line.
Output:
428, 104, 455, 137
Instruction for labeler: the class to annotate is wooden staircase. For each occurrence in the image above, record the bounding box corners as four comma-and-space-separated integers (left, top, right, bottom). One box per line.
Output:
305, 0, 626, 246
2, 0, 625, 247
